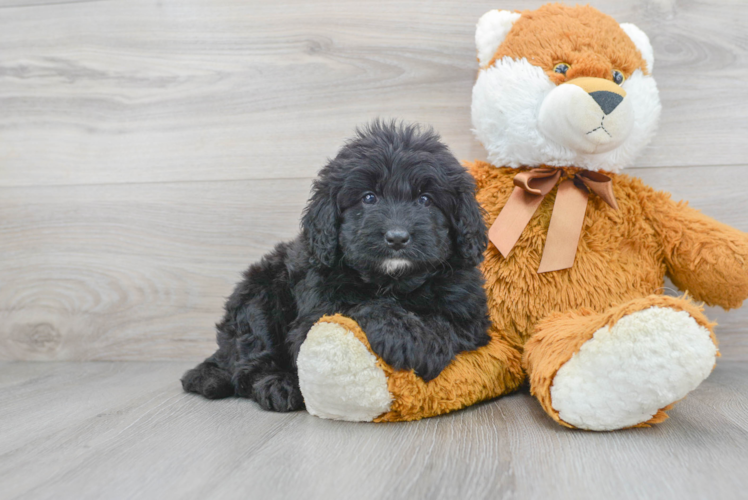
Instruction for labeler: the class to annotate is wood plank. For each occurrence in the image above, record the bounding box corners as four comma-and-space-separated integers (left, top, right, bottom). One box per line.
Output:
0, 0, 105, 8
0, 179, 310, 361
1, 165, 746, 362
1, 361, 747, 499
0, 362, 302, 499
0, 0, 747, 187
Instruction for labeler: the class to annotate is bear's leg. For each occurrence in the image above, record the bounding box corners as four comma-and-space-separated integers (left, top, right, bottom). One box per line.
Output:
297, 314, 523, 422
296, 316, 393, 422
523, 295, 718, 431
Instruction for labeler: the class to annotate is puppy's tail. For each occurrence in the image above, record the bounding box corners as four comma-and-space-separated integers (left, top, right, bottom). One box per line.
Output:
181, 361, 234, 399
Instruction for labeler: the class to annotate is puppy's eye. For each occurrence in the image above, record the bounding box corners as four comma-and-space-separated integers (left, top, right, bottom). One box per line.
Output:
612, 70, 625, 85
362, 193, 377, 205
418, 194, 432, 207
553, 63, 570, 75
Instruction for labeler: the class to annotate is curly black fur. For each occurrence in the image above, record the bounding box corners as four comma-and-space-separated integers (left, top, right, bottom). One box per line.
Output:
181, 120, 491, 412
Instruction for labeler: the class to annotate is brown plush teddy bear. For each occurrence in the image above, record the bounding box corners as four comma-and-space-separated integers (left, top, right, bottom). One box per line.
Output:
295, 3, 748, 430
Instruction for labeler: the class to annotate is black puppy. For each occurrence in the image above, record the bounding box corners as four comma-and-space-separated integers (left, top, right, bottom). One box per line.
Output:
182, 121, 490, 412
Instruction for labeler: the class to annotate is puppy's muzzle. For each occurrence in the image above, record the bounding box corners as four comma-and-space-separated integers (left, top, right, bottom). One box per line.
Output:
538, 77, 633, 154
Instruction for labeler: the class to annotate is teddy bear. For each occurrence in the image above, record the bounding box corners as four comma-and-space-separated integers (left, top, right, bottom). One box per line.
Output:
294, 3, 748, 430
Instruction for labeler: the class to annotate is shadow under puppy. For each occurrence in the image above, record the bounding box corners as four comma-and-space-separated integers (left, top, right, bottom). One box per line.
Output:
182, 121, 490, 411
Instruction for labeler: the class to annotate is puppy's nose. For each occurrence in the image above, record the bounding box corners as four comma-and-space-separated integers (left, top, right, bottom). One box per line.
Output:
385, 229, 410, 250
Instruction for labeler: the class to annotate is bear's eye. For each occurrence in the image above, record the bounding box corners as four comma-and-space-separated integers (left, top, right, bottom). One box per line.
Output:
612, 70, 625, 85
418, 194, 432, 207
553, 63, 570, 75
362, 193, 378, 205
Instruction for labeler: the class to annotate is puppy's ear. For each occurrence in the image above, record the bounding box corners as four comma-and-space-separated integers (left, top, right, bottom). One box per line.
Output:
451, 179, 488, 267
301, 172, 339, 267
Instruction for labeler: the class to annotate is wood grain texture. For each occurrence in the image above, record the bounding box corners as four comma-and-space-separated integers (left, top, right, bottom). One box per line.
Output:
1, 166, 747, 361
1, 0, 747, 362
0, 0, 747, 187
1, 361, 747, 500
0, 179, 310, 360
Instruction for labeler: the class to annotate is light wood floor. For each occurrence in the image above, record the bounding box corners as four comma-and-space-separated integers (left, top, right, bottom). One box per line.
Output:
2, 0, 748, 498
2, 361, 748, 500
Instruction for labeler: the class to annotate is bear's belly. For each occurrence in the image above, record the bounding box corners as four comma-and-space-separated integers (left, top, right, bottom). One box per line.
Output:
480, 189, 666, 345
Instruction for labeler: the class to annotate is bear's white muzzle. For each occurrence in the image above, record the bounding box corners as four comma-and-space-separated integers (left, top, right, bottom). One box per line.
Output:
539, 77, 634, 155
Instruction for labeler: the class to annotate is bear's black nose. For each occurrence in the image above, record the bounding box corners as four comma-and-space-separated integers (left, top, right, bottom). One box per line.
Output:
385, 229, 410, 250
589, 91, 624, 115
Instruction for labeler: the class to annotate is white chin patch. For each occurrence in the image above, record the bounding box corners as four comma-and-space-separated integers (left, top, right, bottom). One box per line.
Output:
382, 258, 411, 275
471, 58, 661, 172
550, 306, 717, 431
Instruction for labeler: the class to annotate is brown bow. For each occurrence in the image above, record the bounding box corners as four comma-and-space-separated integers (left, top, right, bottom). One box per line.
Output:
488, 168, 618, 273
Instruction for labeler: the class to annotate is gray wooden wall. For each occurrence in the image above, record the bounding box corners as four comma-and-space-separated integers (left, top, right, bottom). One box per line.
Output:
1, 0, 746, 362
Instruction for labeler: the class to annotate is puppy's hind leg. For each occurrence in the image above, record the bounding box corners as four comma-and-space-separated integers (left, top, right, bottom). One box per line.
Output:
231, 333, 304, 412
181, 360, 234, 399
232, 360, 304, 412
249, 371, 303, 412
244, 316, 340, 412
184, 240, 304, 411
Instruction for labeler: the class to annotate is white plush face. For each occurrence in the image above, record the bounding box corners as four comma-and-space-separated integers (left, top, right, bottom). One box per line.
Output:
471, 10, 661, 172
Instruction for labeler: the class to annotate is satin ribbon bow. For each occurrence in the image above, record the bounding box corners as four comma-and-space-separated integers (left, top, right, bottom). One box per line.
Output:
488, 168, 619, 273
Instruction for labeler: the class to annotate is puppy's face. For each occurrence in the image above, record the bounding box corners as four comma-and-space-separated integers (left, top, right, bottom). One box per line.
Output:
337, 160, 452, 277
302, 123, 487, 279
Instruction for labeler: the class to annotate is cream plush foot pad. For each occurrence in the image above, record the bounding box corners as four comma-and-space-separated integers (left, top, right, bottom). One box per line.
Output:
297, 321, 392, 421
550, 306, 717, 431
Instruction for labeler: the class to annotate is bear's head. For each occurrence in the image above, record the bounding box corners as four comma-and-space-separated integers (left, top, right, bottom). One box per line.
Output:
471, 4, 660, 172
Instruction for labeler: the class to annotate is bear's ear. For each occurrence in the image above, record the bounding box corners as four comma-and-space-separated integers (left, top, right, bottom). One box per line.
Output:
620, 23, 654, 73
475, 10, 522, 68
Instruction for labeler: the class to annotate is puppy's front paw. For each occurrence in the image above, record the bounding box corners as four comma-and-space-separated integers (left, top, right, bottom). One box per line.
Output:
253, 373, 304, 412
364, 316, 455, 380
413, 347, 455, 382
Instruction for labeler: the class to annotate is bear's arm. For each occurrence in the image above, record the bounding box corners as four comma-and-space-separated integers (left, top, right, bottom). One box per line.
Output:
644, 188, 748, 310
